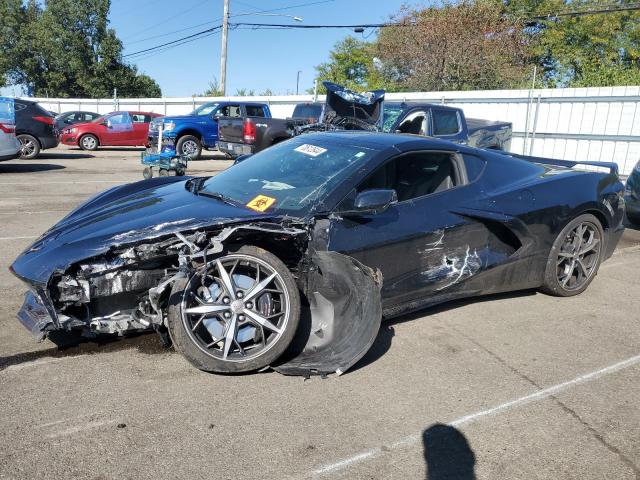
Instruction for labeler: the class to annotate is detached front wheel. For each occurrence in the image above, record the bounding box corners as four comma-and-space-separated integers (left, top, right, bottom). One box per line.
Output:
167, 246, 300, 373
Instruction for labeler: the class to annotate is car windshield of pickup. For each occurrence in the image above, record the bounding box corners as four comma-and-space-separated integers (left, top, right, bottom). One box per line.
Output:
190, 103, 219, 116
382, 104, 404, 132
199, 137, 377, 215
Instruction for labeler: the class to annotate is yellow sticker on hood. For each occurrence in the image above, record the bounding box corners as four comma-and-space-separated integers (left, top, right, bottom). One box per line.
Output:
246, 194, 276, 212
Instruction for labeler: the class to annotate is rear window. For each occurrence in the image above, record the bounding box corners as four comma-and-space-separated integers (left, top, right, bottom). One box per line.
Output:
432, 109, 460, 136
246, 105, 266, 117
292, 104, 322, 119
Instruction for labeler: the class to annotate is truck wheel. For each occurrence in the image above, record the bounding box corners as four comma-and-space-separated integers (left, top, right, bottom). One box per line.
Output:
143, 166, 153, 179
167, 245, 301, 373
17, 134, 40, 159
176, 135, 201, 159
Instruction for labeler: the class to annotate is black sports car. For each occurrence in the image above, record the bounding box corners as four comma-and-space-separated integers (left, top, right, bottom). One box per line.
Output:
10, 133, 625, 376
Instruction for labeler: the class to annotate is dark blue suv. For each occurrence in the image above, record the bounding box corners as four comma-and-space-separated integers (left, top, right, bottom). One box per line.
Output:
148, 101, 272, 159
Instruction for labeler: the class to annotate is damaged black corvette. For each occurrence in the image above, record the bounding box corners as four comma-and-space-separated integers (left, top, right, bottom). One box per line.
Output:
11, 132, 625, 375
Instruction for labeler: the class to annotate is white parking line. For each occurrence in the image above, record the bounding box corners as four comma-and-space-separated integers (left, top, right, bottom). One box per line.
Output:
0, 180, 127, 185
46, 419, 118, 439
0, 211, 67, 215
0, 235, 37, 241
312, 353, 640, 476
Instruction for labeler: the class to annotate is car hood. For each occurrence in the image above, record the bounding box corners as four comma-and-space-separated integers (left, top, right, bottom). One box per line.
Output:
155, 115, 206, 123
11, 177, 268, 285
323, 81, 385, 129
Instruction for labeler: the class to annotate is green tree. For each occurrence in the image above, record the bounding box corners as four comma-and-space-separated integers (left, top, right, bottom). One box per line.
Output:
200, 77, 223, 96
313, 36, 391, 93
0, 0, 161, 97
504, 0, 640, 87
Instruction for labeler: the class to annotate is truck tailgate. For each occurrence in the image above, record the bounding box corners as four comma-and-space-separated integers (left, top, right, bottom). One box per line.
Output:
217, 117, 245, 144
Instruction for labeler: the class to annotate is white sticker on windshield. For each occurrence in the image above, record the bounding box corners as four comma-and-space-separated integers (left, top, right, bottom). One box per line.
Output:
294, 144, 327, 157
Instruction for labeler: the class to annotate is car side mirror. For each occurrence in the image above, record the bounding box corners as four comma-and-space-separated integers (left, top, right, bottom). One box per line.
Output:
347, 189, 397, 215
64, 119, 72, 124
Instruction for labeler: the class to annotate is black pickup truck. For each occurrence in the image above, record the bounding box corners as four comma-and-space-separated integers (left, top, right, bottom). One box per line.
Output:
217, 82, 512, 157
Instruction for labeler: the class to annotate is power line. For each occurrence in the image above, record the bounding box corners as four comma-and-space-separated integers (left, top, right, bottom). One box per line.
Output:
124, 26, 222, 58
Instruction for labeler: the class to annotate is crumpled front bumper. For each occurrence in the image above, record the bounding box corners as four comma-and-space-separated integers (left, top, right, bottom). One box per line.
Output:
17, 290, 56, 340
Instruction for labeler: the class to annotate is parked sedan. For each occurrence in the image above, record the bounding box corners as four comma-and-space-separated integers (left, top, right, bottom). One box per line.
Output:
625, 159, 640, 226
15, 99, 59, 159
11, 133, 625, 377
60, 111, 162, 150
54, 111, 101, 131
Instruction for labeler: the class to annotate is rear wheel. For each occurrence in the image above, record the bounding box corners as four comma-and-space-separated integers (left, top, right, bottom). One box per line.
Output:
79, 134, 98, 151
167, 245, 300, 373
17, 134, 40, 159
541, 214, 604, 297
176, 135, 201, 159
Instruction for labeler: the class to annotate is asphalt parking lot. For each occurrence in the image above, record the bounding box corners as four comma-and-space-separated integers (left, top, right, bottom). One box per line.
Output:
1, 147, 639, 480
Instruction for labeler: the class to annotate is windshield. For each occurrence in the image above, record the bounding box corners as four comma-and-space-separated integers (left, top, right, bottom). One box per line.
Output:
190, 103, 219, 116
200, 136, 377, 216
382, 104, 405, 132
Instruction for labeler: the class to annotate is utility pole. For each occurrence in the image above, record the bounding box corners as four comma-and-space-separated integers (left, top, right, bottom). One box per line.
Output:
220, 0, 230, 95
296, 71, 302, 95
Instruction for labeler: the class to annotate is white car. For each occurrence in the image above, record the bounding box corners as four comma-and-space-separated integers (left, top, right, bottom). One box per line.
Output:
0, 98, 20, 161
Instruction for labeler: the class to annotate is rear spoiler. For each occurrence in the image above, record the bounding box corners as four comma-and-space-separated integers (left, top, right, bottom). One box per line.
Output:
506, 152, 619, 176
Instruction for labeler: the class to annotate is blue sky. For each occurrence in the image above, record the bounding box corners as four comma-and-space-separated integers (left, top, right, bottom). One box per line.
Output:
110, 0, 418, 97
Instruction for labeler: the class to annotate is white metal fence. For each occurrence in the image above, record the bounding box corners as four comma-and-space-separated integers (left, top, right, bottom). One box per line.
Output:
30, 85, 640, 174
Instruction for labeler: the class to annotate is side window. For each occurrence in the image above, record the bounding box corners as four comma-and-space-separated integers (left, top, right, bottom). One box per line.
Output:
358, 152, 458, 202
217, 105, 241, 117
246, 105, 265, 117
131, 114, 146, 123
463, 154, 486, 182
432, 110, 461, 136
85, 113, 98, 121
396, 110, 428, 135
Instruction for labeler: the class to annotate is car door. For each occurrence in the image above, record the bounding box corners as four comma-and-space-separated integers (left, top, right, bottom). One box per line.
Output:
327, 150, 489, 311
101, 112, 133, 145
130, 113, 151, 145
210, 103, 242, 145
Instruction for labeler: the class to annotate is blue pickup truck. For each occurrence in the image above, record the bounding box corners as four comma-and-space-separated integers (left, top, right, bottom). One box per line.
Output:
147, 101, 272, 159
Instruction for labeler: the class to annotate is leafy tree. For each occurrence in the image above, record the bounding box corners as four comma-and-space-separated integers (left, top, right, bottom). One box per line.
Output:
259, 88, 274, 96
504, 0, 640, 87
0, 0, 161, 97
313, 36, 392, 93
201, 77, 223, 96
234, 88, 255, 96
375, 1, 530, 91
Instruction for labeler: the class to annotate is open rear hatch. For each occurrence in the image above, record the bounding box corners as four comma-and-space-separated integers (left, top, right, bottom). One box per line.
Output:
322, 81, 385, 131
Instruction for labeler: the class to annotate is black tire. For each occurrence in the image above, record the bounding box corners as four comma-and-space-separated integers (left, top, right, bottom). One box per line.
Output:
541, 213, 604, 297
176, 135, 202, 159
142, 166, 153, 179
17, 134, 40, 159
79, 134, 99, 151
167, 245, 300, 373
159, 169, 168, 176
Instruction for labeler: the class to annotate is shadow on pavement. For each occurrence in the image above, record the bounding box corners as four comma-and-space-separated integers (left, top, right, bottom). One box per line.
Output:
36, 152, 94, 160
350, 289, 537, 373
423, 423, 476, 479
0, 332, 168, 371
0, 163, 66, 173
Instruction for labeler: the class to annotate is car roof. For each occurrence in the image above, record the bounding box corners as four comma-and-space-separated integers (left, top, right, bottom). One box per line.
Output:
108, 111, 162, 115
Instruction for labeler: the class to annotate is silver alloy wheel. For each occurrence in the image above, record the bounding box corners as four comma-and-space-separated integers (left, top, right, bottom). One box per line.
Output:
556, 221, 602, 291
19, 137, 36, 156
180, 254, 291, 362
181, 139, 198, 156
81, 135, 97, 150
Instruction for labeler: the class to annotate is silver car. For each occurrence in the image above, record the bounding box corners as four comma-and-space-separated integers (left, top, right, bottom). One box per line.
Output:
0, 97, 20, 161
